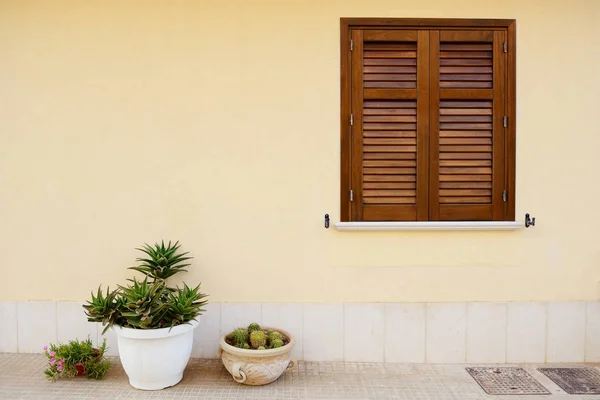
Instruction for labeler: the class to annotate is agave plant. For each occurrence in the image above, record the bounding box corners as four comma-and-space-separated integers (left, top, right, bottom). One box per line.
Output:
84, 241, 208, 332
129, 240, 191, 280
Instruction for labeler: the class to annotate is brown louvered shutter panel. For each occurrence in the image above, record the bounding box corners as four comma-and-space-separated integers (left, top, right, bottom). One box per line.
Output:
429, 30, 506, 220
350, 30, 429, 221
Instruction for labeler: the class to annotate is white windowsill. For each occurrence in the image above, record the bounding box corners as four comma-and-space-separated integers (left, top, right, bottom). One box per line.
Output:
334, 221, 524, 231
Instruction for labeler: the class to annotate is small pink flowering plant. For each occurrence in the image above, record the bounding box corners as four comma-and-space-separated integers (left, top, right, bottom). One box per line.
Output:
43, 337, 110, 381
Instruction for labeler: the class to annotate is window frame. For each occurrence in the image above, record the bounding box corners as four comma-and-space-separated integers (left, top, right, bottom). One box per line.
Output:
340, 18, 516, 222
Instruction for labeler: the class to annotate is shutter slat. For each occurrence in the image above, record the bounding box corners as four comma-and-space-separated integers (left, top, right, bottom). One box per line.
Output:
440, 167, 492, 174
364, 190, 417, 197
364, 66, 417, 73
364, 182, 417, 189
364, 115, 417, 122
364, 123, 417, 130
364, 167, 417, 174
365, 50, 417, 58
364, 108, 416, 115
364, 81, 416, 88
364, 145, 417, 152
364, 74, 417, 81
364, 160, 417, 167
363, 152, 416, 160
440, 182, 492, 189
440, 197, 491, 204
364, 197, 417, 204
439, 160, 492, 167
440, 189, 491, 196
439, 138, 492, 145
364, 175, 416, 182
440, 59, 492, 66
364, 131, 417, 138
364, 58, 417, 66
440, 66, 492, 73
440, 130, 492, 137
363, 138, 417, 145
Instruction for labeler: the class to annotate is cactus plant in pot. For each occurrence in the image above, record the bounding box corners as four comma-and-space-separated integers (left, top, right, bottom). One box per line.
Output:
84, 241, 208, 390
220, 322, 296, 386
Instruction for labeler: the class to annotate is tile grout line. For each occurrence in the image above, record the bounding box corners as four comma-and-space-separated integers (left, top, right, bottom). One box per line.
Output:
301, 302, 304, 361
464, 302, 468, 363
342, 303, 346, 362
584, 301, 589, 362
544, 302, 549, 363
16, 302, 20, 353
424, 303, 428, 363
383, 303, 387, 363
504, 302, 508, 363
54, 301, 58, 346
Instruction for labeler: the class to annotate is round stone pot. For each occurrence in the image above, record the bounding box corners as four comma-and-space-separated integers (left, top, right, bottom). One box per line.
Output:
112, 319, 199, 390
219, 327, 297, 386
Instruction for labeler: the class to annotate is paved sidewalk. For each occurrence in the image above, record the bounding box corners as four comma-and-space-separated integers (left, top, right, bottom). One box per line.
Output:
1, 354, 598, 400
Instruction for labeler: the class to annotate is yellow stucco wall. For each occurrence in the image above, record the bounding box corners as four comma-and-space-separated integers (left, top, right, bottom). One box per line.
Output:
1, 0, 599, 302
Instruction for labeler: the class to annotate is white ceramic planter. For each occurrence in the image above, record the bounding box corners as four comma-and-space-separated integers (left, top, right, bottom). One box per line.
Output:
112, 319, 199, 390
220, 327, 296, 386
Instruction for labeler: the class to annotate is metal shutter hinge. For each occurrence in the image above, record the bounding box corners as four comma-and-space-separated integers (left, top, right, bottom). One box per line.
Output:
350, 190, 354, 201
503, 115, 508, 128
350, 114, 354, 126
350, 39, 354, 51
502, 190, 507, 202
503, 41, 507, 53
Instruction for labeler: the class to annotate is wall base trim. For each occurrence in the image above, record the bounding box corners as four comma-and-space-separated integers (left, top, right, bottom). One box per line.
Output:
1, 301, 597, 363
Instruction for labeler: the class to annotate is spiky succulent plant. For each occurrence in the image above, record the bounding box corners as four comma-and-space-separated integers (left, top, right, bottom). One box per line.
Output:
83, 287, 125, 334
129, 240, 192, 280
84, 241, 208, 332
270, 339, 284, 349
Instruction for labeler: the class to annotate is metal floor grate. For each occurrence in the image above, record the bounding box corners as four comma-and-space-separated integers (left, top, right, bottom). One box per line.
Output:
466, 367, 550, 395
539, 367, 600, 395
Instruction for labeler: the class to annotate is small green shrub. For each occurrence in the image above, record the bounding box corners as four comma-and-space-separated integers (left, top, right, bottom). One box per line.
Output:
43, 338, 110, 381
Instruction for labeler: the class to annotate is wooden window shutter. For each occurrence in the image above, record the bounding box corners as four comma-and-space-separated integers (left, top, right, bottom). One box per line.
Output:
341, 19, 516, 223
429, 30, 507, 221
350, 30, 430, 221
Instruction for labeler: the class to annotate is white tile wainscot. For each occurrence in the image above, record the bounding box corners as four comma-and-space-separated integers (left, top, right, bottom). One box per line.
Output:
0, 302, 18, 353
506, 302, 546, 363
344, 303, 385, 362
303, 303, 344, 361
547, 302, 586, 362
262, 303, 303, 360
426, 303, 467, 363
586, 302, 600, 362
2, 301, 599, 364
220, 303, 262, 335
17, 302, 57, 353
385, 303, 426, 363
192, 303, 221, 359
57, 302, 99, 346
466, 303, 507, 363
